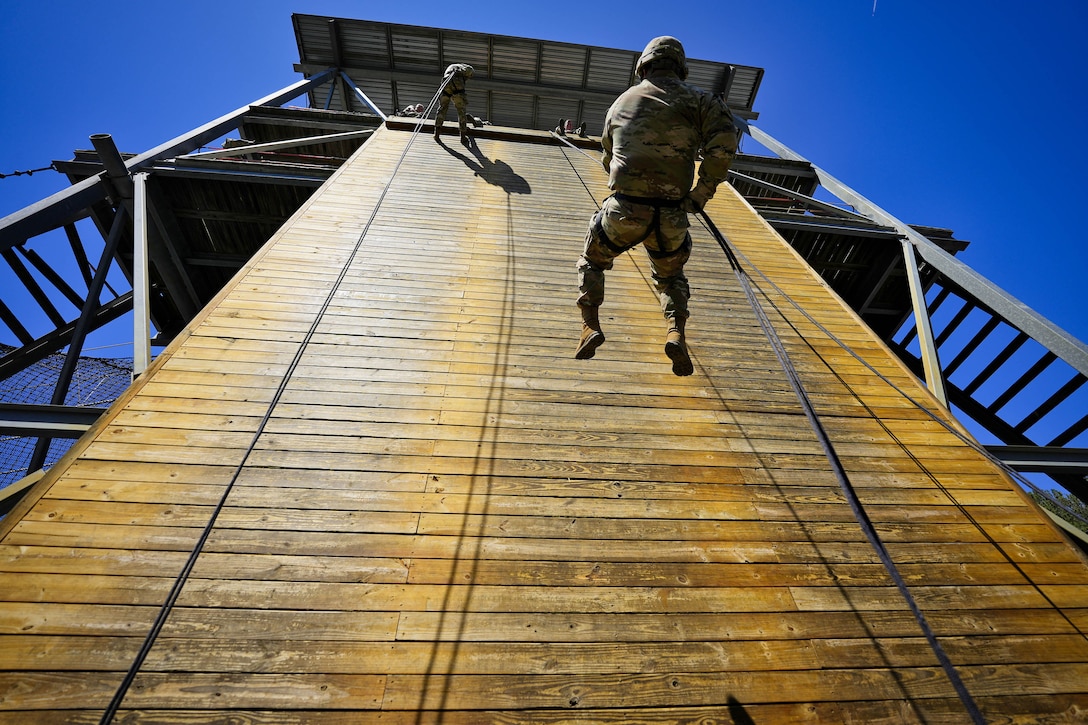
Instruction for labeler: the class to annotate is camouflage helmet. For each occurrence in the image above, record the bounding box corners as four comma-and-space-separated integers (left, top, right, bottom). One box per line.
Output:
635, 36, 688, 80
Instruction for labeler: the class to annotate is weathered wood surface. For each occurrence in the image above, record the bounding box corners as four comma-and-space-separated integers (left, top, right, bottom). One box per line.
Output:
1, 124, 1086, 724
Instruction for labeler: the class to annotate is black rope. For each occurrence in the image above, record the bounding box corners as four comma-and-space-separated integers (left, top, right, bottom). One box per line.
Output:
0, 163, 55, 179
711, 226, 1088, 650
551, 131, 602, 212
99, 78, 451, 724
718, 229, 1088, 532
699, 210, 987, 725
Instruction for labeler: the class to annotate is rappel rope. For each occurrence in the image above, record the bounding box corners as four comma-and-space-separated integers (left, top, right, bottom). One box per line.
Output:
98, 76, 453, 725
699, 211, 987, 724
553, 131, 986, 723
551, 131, 603, 212
694, 215, 1088, 647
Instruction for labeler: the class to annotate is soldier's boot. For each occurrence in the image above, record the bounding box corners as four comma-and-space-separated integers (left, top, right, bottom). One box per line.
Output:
575, 305, 605, 360
433, 121, 443, 140
664, 316, 693, 376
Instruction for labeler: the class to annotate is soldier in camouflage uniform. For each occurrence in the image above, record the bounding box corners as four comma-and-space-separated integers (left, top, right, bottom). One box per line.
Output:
434, 63, 475, 143
575, 37, 740, 376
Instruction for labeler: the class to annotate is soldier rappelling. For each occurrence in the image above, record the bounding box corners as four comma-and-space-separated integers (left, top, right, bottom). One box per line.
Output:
574, 36, 741, 376
434, 63, 475, 145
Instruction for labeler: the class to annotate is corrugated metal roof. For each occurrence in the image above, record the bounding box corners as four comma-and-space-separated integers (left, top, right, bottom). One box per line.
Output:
292, 14, 764, 135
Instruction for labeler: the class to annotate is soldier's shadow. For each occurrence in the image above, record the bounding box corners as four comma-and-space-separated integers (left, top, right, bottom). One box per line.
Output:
439, 139, 531, 195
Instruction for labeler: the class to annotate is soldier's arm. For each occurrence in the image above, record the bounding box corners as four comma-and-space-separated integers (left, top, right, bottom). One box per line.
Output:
600, 117, 614, 174
685, 98, 740, 211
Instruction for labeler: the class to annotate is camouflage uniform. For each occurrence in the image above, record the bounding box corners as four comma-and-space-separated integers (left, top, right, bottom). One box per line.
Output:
575, 36, 739, 375
435, 63, 474, 141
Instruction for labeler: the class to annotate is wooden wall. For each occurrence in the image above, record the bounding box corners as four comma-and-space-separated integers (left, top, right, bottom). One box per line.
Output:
0, 124, 1085, 723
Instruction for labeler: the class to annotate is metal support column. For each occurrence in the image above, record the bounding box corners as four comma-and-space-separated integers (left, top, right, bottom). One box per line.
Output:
25, 209, 128, 474
133, 173, 151, 377
339, 71, 388, 120
901, 239, 948, 404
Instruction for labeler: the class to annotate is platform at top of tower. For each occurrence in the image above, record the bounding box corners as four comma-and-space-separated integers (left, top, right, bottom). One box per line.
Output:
291, 14, 765, 133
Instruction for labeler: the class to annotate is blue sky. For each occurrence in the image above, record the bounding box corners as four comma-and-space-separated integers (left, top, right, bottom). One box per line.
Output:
2, 0, 1086, 353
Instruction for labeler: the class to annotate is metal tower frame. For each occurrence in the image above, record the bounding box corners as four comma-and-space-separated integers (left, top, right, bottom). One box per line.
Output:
735, 122, 1088, 500
0, 68, 346, 471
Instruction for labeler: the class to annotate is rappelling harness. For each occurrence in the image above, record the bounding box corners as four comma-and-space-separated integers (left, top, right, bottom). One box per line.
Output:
592, 192, 692, 263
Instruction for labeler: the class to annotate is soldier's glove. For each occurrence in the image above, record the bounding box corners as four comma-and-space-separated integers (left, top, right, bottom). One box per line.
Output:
682, 180, 716, 213
680, 196, 703, 214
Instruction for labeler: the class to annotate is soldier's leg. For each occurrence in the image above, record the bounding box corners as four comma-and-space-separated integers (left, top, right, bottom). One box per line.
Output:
652, 260, 691, 321
576, 198, 653, 359
575, 211, 617, 359
577, 220, 615, 306
453, 94, 470, 141
434, 95, 450, 138
647, 231, 694, 376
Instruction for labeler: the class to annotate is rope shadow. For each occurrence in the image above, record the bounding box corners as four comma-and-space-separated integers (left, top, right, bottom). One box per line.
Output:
416, 191, 519, 722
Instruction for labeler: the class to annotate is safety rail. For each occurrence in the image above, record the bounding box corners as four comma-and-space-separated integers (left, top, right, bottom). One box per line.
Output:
734, 121, 1088, 502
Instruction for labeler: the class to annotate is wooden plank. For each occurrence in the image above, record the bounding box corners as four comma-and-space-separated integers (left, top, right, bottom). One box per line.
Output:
0, 672, 386, 710
5, 698, 1088, 725
377, 664, 1088, 709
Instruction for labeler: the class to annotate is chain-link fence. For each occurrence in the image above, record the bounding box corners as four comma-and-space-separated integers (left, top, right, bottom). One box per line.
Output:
0, 345, 132, 488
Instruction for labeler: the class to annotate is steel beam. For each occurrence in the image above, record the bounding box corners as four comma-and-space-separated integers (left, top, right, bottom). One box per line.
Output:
901, 239, 948, 404
985, 445, 1088, 476
0, 178, 108, 249
0, 403, 104, 438
133, 173, 151, 376
0, 294, 131, 382
150, 162, 331, 186
27, 209, 127, 472
1, 248, 65, 327
93, 134, 200, 322
944, 317, 1001, 378
64, 223, 94, 290
0, 298, 33, 345
144, 179, 201, 318
759, 215, 901, 239
338, 72, 388, 121
123, 69, 338, 172
729, 170, 873, 223
180, 129, 375, 160
18, 245, 87, 311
